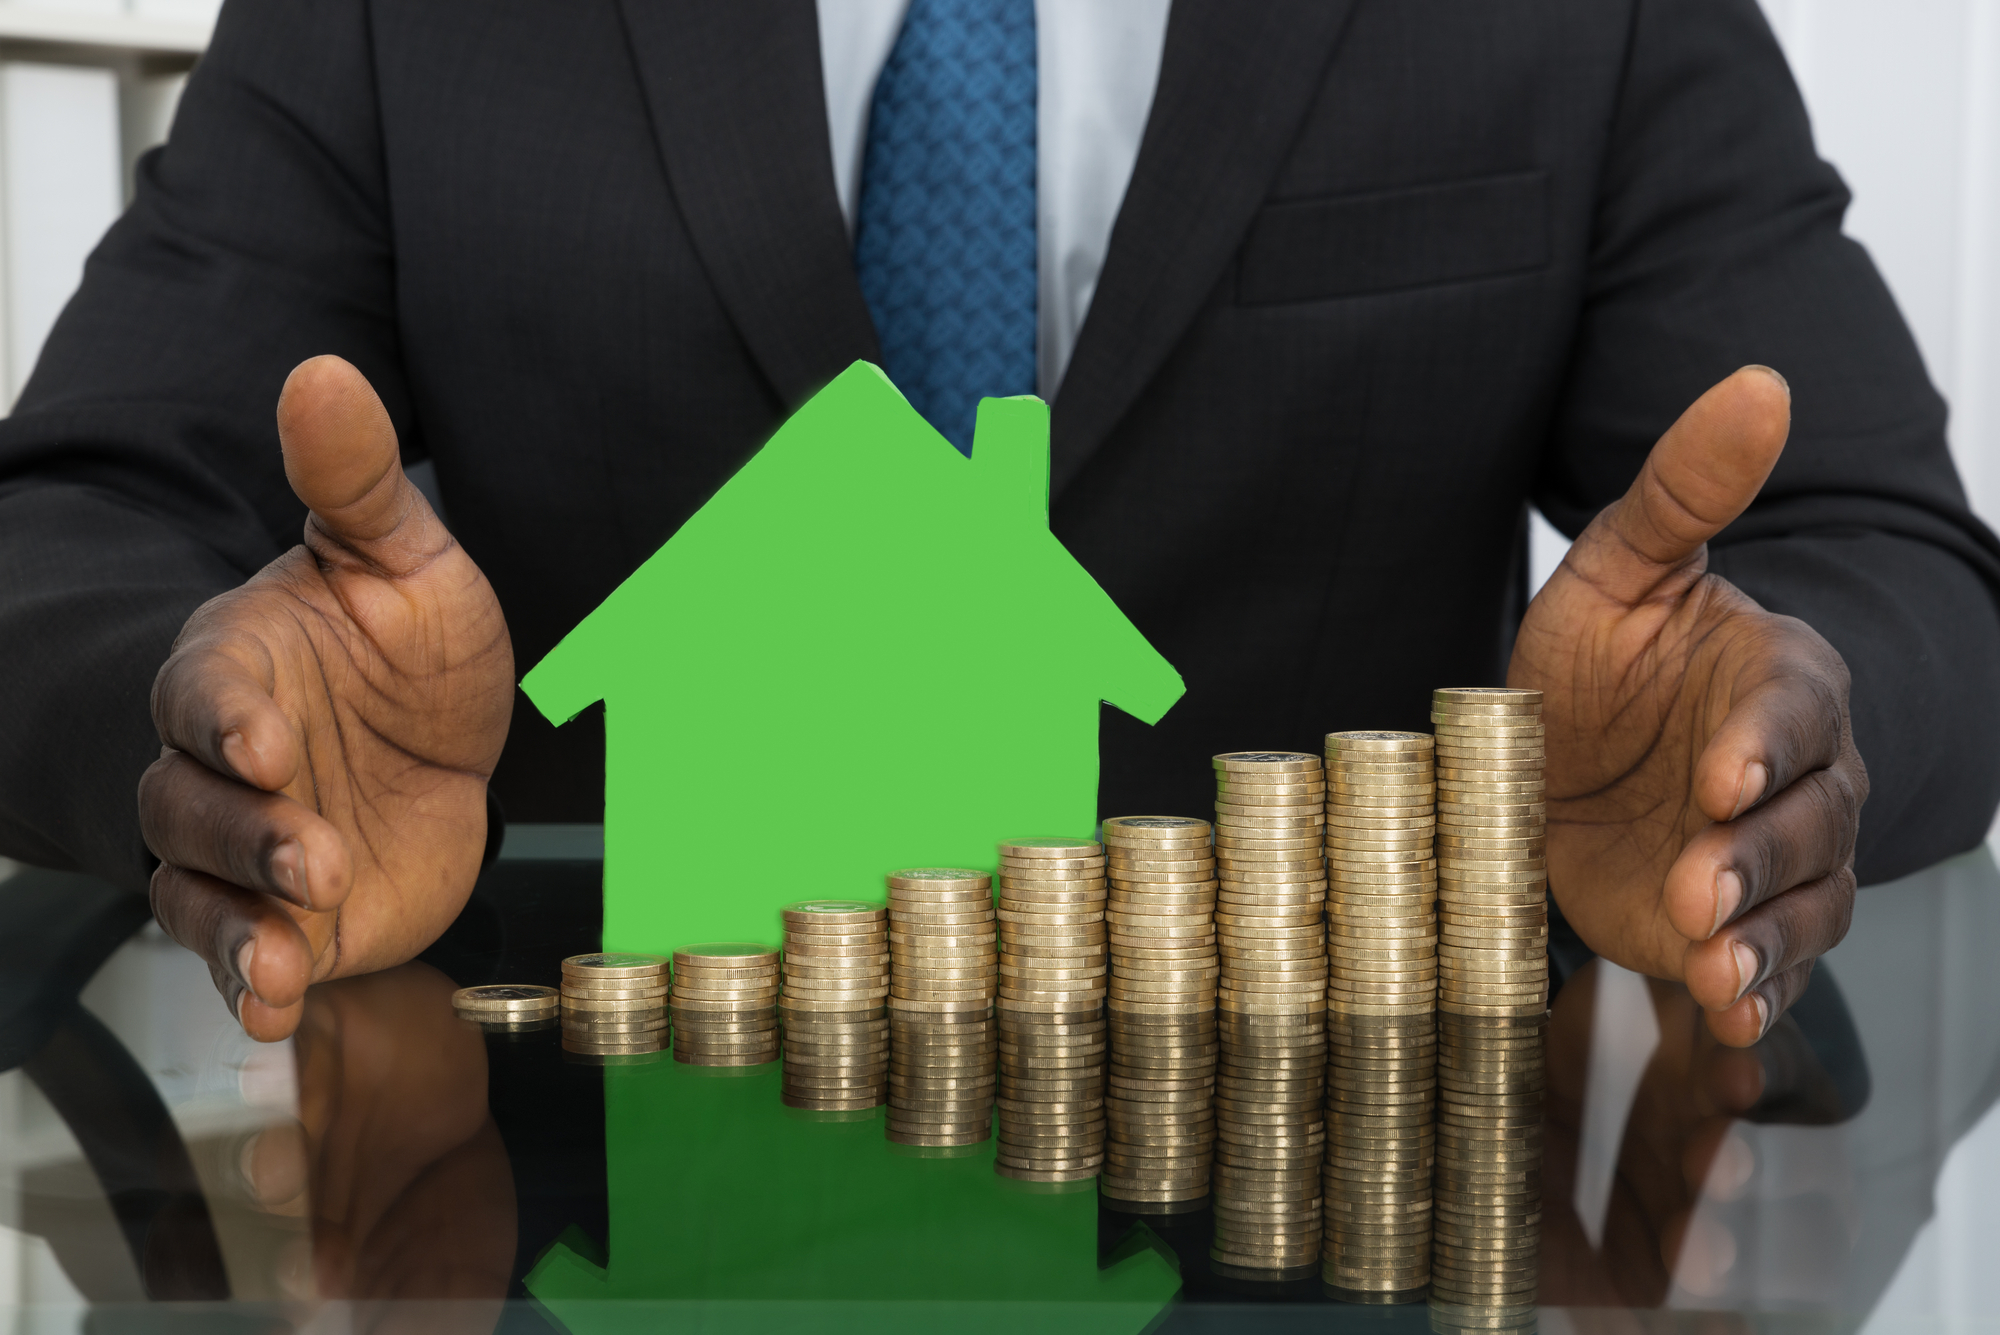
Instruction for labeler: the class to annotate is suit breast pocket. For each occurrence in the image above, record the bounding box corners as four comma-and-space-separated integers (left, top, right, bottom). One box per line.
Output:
1236, 170, 1551, 305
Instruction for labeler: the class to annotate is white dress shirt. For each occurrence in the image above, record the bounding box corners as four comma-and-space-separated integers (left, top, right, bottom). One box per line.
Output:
816, 0, 1173, 398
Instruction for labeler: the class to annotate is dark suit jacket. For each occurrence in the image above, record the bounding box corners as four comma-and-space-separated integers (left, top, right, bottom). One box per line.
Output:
2, 0, 1997, 891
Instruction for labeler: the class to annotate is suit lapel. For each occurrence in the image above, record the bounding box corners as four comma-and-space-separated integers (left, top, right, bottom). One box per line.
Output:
615, 0, 880, 410
1051, 0, 1359, 494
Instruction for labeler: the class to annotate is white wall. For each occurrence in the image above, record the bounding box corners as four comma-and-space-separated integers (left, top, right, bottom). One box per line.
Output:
0, 61, 121, 403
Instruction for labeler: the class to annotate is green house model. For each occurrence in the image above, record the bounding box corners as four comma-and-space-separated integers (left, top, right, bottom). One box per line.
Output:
521, 361, 1185, 951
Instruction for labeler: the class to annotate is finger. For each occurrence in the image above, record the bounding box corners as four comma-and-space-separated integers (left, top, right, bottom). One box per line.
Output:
138, 749, 352, 911
1664, 760, 1861, 942
1688, 639, 1854, 826
151, 638, 299, 793
1564, 367, 1791, 599
276, 355, 444, 576
150, 862, 317, 1040
1684, 870, 1851, 1020
1703, 960, 1816, 1049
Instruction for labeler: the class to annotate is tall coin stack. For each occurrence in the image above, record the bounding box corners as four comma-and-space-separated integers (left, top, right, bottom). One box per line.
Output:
887, 1009, 997, 1148
1213, 753, 1328, 1017
1321, 730, 1437, 1295
1101, 816, 1219, 1014
1429, 1012, 1545, 1334
995, 1009, 1107, 1181
1431, 689, 1548, 1018
887, 868, 997, 1015
670, 943, 780, 1066
1324, 1012, 1435, 1300
886, 868, 998, 1148
1323, 731, 1438, 1017
780, 900, 890, 1111
1209, 1011, 1326, 1280
995, 837, 1108, 1014
1101, 1009, 1217, 1212
560, 954, 669, 1059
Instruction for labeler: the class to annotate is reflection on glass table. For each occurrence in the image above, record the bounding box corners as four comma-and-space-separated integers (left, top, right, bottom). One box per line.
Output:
0, 834, 1996, 1332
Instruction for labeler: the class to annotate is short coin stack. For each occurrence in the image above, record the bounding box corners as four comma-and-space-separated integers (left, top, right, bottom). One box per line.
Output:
1101, 1009, 1217, 1212
1432, 689, 1548, 1017
887, 868, 997, 1016
781, 900, 890, 1110
995, 838, 1108, 1014
781, 900, 890, 1014
453, 984, 559, 1030
670, 943, 780, 1066
1324, 731, 1438, 1017
887, 1010, 996, 1148
1101, 816, 1219, 1013
1213, 753, 1328, 1017
1209, 1011, 1326, 1280
560, 954, 669, 1058
1323, 1011, 1435, 1299
1430, 1012, 1545, 1333
995, 1009, 1107, 1181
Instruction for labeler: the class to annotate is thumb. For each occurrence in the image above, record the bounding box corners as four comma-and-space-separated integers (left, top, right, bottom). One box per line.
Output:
276, 355, 440, 576
1568, 366, 1791, 599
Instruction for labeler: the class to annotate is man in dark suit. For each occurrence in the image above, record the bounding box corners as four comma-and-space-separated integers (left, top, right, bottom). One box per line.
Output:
0, 0, 1990, 1046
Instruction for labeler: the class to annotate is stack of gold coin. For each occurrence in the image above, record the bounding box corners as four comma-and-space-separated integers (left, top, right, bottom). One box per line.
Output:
887, 1010, 996, 1147
780, 900, 889, 1110
782, 1008, 889, 1112
1431, 688, 1548, 1018
887, 868, 997, 1015
781, 900, 890, 1013
995, 837, 1107, 1014
1430, 1012, 1544, 1332
1101, 816, 1218, 1013
1209, 1011, 1325, 1280
995, 1009, 1106, 1180
1324, 731, 1437, 1017
1322, 1011, 1434, 1300
1213, 753, 1328, 1017
1101, 1009, 1216, 1212
669, 943, 780, 1066
453, 984, 559, 1030
559, 954, 669, 1057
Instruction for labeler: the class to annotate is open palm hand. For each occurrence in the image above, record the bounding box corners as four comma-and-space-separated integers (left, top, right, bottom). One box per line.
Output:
139, 357, 514, 1040
1512, 368, 1866, 1046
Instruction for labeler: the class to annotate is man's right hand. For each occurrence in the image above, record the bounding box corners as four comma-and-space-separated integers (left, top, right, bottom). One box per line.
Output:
139, 356, 514, 1041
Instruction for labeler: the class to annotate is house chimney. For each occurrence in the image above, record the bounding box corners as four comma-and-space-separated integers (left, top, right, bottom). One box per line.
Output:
969, 394, 1052, 522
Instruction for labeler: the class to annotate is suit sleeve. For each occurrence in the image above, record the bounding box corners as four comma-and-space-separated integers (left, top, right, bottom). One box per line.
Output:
0, 0, 409, 888
1536, 0, 2000, 884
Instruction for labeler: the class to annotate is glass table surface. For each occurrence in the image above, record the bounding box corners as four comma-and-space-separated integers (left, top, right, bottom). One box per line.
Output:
2, 829, 1996, 1335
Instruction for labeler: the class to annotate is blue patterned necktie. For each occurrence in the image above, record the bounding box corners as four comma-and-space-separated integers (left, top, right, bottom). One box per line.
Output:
853, 0, 1038, 456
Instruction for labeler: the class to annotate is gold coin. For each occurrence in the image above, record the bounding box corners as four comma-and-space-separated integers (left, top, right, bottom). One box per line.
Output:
887, 868, 992, 891
561, 954, 669, 978
1214, 752, 1323, 773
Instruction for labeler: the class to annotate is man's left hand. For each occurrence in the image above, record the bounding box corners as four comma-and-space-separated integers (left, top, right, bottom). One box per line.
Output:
1511, 366, 1868, 1046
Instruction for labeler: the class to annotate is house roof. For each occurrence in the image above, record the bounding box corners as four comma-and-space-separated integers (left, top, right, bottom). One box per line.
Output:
523, 361, 1183, 730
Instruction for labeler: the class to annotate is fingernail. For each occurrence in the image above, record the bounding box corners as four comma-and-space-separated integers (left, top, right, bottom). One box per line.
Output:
220, 729, 254, 782
1751, 992, 1772, 1040
1731, 762, 1770, 820
1745, 364, 1790, 394
1731, 941, 1762, 1003
272, 838, 312, 909
1711, 869, 1745, 937
235, 937, 259, 999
